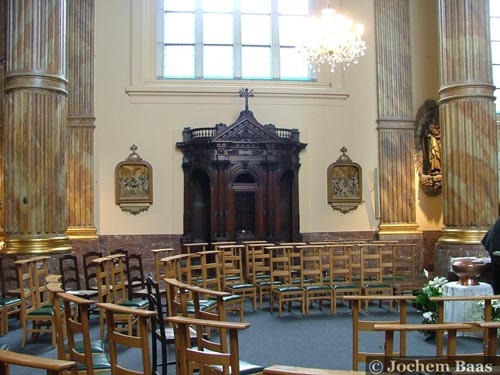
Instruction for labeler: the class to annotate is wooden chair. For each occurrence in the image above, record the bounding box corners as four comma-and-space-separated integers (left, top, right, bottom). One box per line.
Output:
92, 256, 139, 339
268, 246, 305, 318
250, 244, 276, 310
108, 253, 149, 308
146, 275, 176, 375
54, 287, 111, 374
125, 252, 148, 299
243, 240, 270, 283
0, 349, 76, 375
360, 243, 393, 312
325, 244, 361, 314
58, 253, 98, 300
150, 248, 175, 282
343, 295, 416, 371
15, 257, 56, 347
219, 244, 257, 312
392, 243, 426, 296
0, 254, 22, 336
82, 251, 104, 291
167, 315, 265, 375
98, 302, 157, 375
297, 245, 333, 316
197, 251, 244, 321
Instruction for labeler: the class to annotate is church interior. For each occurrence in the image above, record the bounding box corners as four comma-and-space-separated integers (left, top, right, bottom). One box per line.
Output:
0, 0, 499, 373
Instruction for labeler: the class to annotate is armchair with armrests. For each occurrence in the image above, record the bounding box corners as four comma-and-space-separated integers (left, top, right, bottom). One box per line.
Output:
0, 349, 76, 375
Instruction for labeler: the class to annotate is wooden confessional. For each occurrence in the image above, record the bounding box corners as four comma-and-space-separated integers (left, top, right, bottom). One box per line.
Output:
176, 104, 306, 244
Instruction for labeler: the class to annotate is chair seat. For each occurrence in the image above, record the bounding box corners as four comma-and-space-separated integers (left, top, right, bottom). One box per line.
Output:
221, 294, 243, 303
76, 353, 111, 371
304, 285, 332, 292
0, 297, 21, 306
258, 280, 281, 287
72, 339, 105, 354
27, 307, 54, 316
364, 283, 392, 289
212, 360, 265, 375
273, 286, 303, 293
119, 299, 149, 308
228, 283, 255, 291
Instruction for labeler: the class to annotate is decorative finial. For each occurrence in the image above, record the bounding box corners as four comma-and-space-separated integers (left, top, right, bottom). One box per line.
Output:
336, 146, 352, 163
239, 88, 254, 111
340, 146, 347, 155
126, 144, 143, 161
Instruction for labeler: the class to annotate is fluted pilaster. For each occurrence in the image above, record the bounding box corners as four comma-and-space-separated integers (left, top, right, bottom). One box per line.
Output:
3, 0, 71, 254
0, 0, 7, 237
375, 0, 418, 234
438, 0, 497, 244
66, 0, 96, 239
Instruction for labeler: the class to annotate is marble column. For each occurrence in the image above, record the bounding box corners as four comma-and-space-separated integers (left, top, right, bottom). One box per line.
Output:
3, 0, 72, 254
435, 0, 497, 273
66, 0, 97, 239
0, 0, 6, 237
375, 0, 419, 236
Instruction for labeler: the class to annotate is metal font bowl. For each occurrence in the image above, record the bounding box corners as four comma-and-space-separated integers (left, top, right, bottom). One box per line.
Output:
451, 259, 486, 286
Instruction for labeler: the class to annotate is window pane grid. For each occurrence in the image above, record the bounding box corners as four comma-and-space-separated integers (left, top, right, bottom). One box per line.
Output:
492, 2, 500, 113
161, 0, 310, 81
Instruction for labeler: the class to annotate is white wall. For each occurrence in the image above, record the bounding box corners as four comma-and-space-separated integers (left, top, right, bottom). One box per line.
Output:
94, 0, 441, 236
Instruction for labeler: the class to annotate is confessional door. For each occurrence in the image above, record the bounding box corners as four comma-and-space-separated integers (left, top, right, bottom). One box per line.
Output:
278, 171, 294, 242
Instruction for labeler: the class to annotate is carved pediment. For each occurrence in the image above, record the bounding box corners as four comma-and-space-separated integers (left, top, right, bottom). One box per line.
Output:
213, 111, 282, 144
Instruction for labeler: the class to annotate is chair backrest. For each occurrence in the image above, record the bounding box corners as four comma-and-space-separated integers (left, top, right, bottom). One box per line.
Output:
108, 253, 129, 304
15, 258, 37, 315
325, 243, 356, 285
31, 256, 51, 308
150, 248, 175, 282
245, 242, 271, 283
58, 253, 81, 291
82, 251, 104, 290
0, 254, 19, 298
297, 245, 326, 287
267, 246, 294, 286
360, 244, 384, 283
182, 242, 208, 254
212, 241, 236, 250
218, 245, 246, 288
59, 291, 103, 375
126, 253, 146, 299
46, 280, 67, 362
197, 250, 223, 291
167, 315, 251, 375
97, 302, 157, 375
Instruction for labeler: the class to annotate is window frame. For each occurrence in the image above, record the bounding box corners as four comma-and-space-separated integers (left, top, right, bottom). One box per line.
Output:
127, 0, 351, 103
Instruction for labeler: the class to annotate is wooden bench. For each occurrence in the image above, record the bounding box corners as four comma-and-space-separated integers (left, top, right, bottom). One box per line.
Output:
342, 295, 416, 371
373, 322, 472, 371
264, 365, 366, 375
0, 349, 76, 375
430, 294, 499, 357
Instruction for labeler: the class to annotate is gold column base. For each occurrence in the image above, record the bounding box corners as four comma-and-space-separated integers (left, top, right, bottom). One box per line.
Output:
1, 236, 72, 255
379, 223, 421, 235
438, 227, 488, 245
66, 226, 98, 240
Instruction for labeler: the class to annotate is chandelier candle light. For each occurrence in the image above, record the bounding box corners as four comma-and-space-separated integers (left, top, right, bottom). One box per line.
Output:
297, 2, 366, 73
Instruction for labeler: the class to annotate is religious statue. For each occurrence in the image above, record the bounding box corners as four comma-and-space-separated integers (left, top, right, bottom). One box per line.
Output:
415, 100, 442, 196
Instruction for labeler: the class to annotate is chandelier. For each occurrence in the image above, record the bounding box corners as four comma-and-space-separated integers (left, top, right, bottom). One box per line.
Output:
297, 4, 366, 73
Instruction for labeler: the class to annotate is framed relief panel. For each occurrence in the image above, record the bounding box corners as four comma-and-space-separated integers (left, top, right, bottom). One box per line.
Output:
115, 145, 153, 215
327, 147, 362, 213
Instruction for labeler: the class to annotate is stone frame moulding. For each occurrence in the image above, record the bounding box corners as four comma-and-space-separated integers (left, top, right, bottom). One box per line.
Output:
115, 145, 153, 215
327, 147, 363, 214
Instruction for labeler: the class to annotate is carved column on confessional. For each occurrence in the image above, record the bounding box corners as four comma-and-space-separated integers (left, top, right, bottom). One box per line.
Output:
3, 0, 72, 255
212, 159, 230, 240
262, 160, 278, 241
437, 0, 497, 246
375, 0, 418, 235
66, 0, 97, 239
